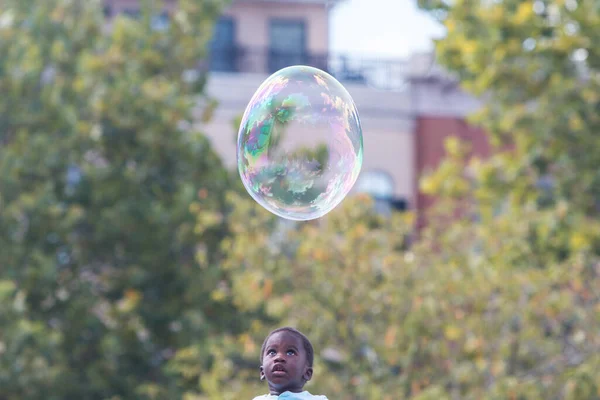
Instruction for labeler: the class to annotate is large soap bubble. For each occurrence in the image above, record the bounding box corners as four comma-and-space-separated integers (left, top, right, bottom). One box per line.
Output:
237, 65, 363, 221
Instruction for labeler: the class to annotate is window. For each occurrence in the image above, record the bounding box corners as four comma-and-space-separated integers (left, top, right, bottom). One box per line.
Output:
269, 19, 306, 72
209, 17, 237, 72
355, 170, 405, 214
356, 170, 395, 200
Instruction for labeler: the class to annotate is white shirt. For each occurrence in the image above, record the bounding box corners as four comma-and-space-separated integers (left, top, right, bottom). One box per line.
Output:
252, 391, 328, 400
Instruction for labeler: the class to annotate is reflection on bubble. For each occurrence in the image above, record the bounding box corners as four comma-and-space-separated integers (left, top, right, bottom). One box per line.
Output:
237, 65, 363, 221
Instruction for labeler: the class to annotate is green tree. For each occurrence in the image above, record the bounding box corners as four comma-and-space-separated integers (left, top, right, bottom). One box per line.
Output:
174, 193, 416, 400
419, 0, 600, 216
186, 0, 600, 398
191, 187, 600, 399
0, 0, 233, 398
413, 0, 600, 396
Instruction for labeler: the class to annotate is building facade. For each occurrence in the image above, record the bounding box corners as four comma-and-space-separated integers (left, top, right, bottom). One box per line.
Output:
103, 0, 489, 220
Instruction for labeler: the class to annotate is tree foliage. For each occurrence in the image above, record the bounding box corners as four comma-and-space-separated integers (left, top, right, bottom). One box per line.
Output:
182, 0, 600, 398
1, 0, 599, 399
187, 187, 599, 399
0, 0, 232, 398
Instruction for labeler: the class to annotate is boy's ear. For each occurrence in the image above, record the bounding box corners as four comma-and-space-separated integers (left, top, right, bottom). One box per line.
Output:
260, 365, 265, 381
302, 366, 313, 382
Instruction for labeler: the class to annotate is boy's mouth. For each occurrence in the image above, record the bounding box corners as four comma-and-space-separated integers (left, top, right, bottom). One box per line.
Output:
272, 365, 287, 375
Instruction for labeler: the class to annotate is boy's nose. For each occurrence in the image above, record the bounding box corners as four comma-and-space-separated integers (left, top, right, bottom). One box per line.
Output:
274, 354, 286, 362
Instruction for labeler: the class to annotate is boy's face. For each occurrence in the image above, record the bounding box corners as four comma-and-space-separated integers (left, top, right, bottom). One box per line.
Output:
260, 331, 313, 395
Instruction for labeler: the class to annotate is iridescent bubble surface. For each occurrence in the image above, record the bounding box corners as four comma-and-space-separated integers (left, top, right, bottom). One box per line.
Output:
237, 65, 363, 221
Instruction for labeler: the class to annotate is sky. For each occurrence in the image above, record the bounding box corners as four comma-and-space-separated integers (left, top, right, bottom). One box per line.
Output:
329, 0, 444, 59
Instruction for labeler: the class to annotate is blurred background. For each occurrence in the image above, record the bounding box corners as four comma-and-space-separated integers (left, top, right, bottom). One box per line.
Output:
1, 0, 599, 399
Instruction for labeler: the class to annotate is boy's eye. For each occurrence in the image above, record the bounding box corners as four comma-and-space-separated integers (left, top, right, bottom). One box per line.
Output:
286, 350, 296, 356
267, 350, 276, 356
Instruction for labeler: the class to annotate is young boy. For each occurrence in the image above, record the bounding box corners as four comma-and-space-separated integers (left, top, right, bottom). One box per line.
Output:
253, 327, 328, 399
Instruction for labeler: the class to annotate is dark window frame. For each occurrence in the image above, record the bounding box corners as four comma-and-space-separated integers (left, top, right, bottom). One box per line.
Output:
268, 18, 308, 72
209, 16, 238, 72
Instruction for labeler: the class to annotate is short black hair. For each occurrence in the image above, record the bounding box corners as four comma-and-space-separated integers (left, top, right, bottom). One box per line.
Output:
260, 327, 314, 367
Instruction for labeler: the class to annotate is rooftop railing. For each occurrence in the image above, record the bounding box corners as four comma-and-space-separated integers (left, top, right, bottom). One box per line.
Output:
203, 46, 410, 91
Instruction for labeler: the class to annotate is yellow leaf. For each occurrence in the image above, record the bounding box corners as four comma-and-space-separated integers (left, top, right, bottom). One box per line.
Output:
515, 2, 534, 24
494, 47, 507, 60
188, 202, 200, 214
117, 289, 142, 313
568, 114, 583, 131
444, 325, 462, 341
445, 135, 467, 157
570, 232, 588, 251
73, 77, 85, 93
475, 357, 487, 371
354, 223, 367, 238
461, 39, 478, 55
419, 175, 439, 195
211, 289, 226, 302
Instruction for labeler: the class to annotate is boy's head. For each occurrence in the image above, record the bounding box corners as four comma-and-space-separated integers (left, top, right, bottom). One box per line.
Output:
259, 327, 314, 395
